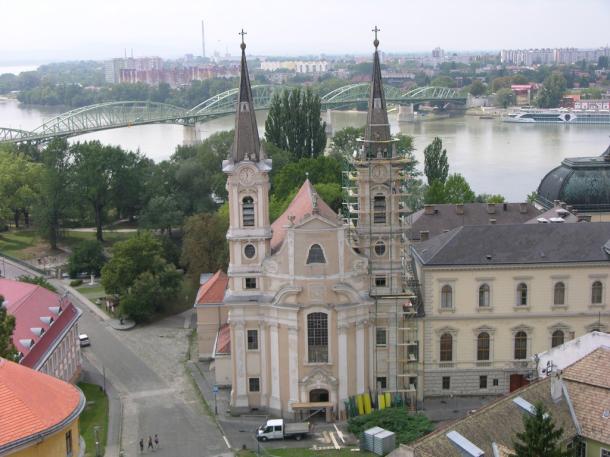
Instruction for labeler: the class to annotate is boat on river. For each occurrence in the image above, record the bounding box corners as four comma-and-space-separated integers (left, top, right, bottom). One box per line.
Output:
504, 108, 610, 124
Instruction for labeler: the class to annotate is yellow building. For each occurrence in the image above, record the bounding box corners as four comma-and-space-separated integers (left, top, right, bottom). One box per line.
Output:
0, 357, 85, 457
411, 222, 610, 398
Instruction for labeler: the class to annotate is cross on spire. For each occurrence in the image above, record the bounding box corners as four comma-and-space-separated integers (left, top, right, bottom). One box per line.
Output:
372, 26, 380, 48
239, 29, 247, 50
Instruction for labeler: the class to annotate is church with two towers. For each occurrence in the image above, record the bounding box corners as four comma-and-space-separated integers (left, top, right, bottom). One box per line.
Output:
196, 31, 419, 420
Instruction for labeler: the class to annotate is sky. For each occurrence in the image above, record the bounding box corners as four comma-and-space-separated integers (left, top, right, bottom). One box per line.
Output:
2, 0, 609, 63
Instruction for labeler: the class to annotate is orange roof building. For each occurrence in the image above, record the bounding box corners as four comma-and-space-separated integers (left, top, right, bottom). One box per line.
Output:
0, 357, 85, 456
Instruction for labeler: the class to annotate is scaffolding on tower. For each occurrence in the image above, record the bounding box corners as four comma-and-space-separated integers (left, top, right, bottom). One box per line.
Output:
341, 135, 423, 410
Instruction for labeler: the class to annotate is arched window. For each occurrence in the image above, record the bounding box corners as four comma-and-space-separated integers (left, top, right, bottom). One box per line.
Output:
477, 332, 490, 361
307, 313, 328, 363
441, 285, 453, 309
551, 330, 564, 348
553, 282, 565, 306
592, 281, 603, 304
306, 244, 326, 264
373, 195, 386, 224
517, 283, 528, 306
440, 333, 453, 362
242, 196, 255, 227
514, 331, 527, 360
478, 284, 490, 307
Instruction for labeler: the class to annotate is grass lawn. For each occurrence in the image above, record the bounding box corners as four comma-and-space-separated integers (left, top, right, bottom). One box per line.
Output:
75, 283, 106, 301
62, 230, 135, 250
77, 382, 109, 457
0, 230, 51, 260
237, 449, 375, 457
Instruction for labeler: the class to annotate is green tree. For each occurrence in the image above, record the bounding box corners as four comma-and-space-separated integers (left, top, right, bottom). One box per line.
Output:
424, 180, 447, 204
329, 126, 364, 157
444, 174, 476, 203
491, 76, 513, 92
169, 131, 233, 215
272, 156, 342, 198
264, 87, 327, 159
536, 73, 567, 108
496, 88, 515, 108
430, 76, 455, 88
70, 141, 127, 242
33, 139, 72, 249
512, 74, 529, 85
513, 402, 570, 457
475, 193, 506, 203
68, 240, 106, 278
139, 196, 184, 235
0, 295, 18, 360
180, 212, 228, 282
101, 231, 168, 295
313, 183, 343, 213
17, 275, 57, 292
423, 137, 449, 185
120, 266, 181, 322
0, 149, 42, 228
469, 80, 487, 96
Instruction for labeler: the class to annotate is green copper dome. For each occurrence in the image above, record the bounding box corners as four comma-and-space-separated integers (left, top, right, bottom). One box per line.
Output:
537, 144, 610, 212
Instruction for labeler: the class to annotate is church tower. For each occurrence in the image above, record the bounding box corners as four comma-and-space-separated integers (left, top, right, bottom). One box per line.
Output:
351, 28, 420, 398
222, 31, 272, 299
223, 32, 273, 410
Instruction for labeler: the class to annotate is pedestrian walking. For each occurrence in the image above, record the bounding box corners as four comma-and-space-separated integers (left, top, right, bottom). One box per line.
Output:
154, 434, 159, 449
148, 436, 154, 451
139, 438, 144, 453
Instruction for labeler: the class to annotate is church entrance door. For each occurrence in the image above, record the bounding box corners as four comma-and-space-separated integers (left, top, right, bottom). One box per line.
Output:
309, 389, 329, 403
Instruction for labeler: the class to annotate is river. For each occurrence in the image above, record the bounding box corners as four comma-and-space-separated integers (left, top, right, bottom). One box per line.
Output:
1, 98, 609, 201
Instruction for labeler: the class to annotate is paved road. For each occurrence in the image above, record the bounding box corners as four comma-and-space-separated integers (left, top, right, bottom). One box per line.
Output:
1, 256, 231, 457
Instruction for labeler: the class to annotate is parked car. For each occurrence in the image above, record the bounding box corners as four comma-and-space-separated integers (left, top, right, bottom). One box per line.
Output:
256, 419, 310, 441
78, 334, 90, 347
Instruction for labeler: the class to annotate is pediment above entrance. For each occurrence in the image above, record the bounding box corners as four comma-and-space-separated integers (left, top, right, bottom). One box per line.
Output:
300, 367, 338, 388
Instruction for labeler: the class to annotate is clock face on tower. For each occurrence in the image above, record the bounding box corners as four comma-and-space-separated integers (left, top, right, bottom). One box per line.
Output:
372, 165, 387, 182
239, 167, 255, 185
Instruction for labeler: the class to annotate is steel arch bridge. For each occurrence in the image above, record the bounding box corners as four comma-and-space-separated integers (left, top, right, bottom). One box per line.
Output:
0, 84, 466, 144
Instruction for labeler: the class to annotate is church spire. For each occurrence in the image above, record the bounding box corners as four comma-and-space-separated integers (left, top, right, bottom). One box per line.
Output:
363, 26, 392, 158
231, 29, 262, 163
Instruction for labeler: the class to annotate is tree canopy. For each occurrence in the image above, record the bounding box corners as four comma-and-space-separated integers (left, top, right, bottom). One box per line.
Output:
264, 87, 327, 159
423, 137, 449, 185
68, 240, 106, 278
0, 296, 17, 361
513, 402, 570, 457
536, 73, 567, 108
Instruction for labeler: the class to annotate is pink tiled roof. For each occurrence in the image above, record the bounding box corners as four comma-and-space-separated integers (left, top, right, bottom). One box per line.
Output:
0, 358, 82, 447
0, 279, 79, 368
195, 271, 228, 305
270, 179, 337, 252
215, 324, 231, 355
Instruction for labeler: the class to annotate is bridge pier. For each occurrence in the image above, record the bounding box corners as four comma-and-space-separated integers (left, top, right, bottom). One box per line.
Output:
397, 104, 415, 123
325, 109, 333, 137
183, 124, 199, 146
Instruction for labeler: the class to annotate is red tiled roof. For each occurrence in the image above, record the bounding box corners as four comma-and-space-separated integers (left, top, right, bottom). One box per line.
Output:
195, 270, 228, 305
215, 324, 231, 355
270, 179, 337, 252
0, 358, 83, 448
0, 279, 79, 367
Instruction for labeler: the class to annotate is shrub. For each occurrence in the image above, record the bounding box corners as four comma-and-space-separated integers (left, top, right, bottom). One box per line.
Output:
70, 279, 83, 287
347, 408, 434, 445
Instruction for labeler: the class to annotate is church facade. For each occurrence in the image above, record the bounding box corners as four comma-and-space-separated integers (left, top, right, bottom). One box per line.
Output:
196, 33, 419, 419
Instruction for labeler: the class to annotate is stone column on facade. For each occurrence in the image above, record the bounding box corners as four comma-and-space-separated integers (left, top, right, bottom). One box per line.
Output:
368, 323, 375, 389
337, 321, 349, 409
269, 322, 281, 411
259, 322, 269, 407
388, 319, 397, 390
356, 319, 367, 394
287, 326, 299, 410
233, 322, 249, 407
